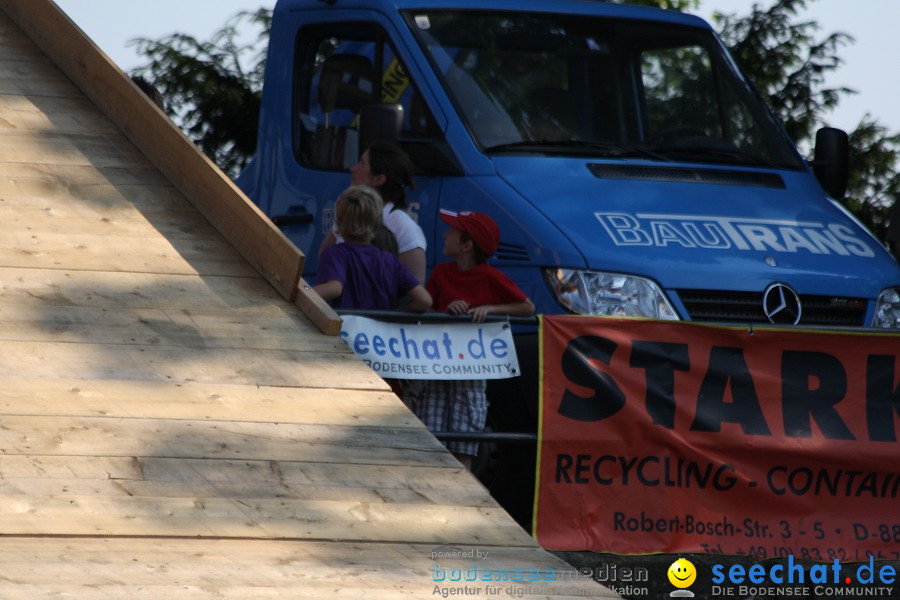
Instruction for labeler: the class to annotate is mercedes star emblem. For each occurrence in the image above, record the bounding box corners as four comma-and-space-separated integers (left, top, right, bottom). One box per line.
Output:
762, 282, 802, 325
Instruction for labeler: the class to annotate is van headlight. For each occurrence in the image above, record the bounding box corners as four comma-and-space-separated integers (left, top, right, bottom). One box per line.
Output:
873, 287, 900, 328
544, 268, 679, 319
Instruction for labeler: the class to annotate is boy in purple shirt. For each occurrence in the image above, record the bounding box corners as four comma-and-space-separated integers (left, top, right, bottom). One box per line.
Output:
314, 185, 431, 311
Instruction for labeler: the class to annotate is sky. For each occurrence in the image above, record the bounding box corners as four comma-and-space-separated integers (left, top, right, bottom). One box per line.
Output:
52, 0, 900, 135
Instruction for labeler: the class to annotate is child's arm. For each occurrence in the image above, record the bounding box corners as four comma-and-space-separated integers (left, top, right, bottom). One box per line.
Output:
399, 248, 427, 286
405, 285, 432, 312
468, 298, 535, 323
312, 280, 343, 302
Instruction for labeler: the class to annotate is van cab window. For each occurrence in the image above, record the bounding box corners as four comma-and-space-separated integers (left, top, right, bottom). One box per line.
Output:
404, 10, 803, 169
294, 24, 439, 170
638, 45, 776, 162
640, 46, 721, 141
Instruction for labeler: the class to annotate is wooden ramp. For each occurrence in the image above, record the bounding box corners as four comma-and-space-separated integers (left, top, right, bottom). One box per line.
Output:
0, 1, 616, 597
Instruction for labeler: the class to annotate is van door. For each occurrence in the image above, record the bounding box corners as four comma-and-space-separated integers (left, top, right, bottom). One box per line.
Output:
273, 20, 445, 277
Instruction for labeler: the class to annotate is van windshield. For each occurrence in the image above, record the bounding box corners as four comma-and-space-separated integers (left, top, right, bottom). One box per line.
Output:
405, 10, 804, 169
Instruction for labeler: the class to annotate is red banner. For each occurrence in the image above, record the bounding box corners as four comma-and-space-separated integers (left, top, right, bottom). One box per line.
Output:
534, 316, 900, 560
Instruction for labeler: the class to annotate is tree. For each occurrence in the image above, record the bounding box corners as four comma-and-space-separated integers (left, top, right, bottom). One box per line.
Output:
708, 0, 900, 239
713, 0, 852, 145
131, 9, 271, 179
845, 118, 900, 236
623, 0, 898, 238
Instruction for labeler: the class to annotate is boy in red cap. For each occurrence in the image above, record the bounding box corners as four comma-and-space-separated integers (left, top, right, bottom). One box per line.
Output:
410, 209, 535, 469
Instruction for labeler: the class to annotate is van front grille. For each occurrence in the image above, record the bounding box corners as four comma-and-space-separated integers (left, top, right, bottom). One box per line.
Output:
676, 290, 868, 327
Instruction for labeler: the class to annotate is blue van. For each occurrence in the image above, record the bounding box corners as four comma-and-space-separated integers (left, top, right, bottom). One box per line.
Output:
238, 0, 900, 331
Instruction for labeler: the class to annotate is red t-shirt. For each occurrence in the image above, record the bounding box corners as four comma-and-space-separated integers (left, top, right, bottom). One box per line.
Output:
426, 262, 527, 311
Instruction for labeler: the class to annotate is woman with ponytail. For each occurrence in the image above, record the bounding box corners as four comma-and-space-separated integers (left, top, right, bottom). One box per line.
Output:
319, 141, 427, 284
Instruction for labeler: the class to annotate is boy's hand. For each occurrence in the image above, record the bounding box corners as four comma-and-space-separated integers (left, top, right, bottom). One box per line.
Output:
446, 299, 470, 315
468, 305, 492, 323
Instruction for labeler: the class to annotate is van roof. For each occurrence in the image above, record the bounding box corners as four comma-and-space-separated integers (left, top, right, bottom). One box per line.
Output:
274, 0, 711, 30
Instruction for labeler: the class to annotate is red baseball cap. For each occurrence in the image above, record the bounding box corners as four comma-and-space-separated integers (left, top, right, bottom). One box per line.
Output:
439, 209, 501, 257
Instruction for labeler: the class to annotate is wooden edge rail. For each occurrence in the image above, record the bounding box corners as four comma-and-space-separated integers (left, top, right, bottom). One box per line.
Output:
296, 279, 343, 336
0, 1, 326, 326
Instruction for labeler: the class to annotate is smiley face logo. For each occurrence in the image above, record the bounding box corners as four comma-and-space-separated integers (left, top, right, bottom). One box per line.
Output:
667, 558, 696, 589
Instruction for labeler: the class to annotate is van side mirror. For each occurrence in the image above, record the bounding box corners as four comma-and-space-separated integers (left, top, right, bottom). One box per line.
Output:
359, 103, 403, 158
812, 127, 849, 199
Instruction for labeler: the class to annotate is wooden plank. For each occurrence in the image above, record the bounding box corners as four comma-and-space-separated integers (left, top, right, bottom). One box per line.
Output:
0, 456, 495, 507
0, 539, 612, 599
0, 494, 531, 545
0, 267, 295, 311
0, 163, 255, 251
0, 202, 221, 241
0, 228, 258, 276
0, 93, 119, 134
0, 340, 384, 388
0, 65, 81, 98
0, 304, 344, 351
0, 416, 439, 465
0, 1, 307, 303
0, 162, 197, 226
0, 380, 413, 427
0, 475, 479, 507
0, 130, 150, 169
0, 168, 217, 222
0, 13, 37, 53
0, 161, 171, 186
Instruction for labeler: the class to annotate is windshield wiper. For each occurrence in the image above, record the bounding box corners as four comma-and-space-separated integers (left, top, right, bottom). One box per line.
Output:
485, 139, 671, 162
651, 144, 783, 168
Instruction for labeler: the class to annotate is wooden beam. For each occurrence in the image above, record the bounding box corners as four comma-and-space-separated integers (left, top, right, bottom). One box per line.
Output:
295, 278, 343, 336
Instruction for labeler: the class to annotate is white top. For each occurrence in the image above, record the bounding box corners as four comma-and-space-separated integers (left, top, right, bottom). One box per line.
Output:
334, 202, 427, 254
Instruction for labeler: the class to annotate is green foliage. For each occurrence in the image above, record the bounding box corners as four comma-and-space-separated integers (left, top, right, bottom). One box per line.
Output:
131, 9, 271, 178
711, 0, 899, 239
845, 118, 900, 235
713, 0, 852, 146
